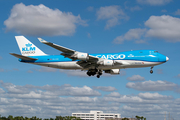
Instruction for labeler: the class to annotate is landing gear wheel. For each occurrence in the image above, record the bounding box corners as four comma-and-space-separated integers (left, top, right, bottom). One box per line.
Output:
98, 72, 102, 75
87, 71, 91, 76
97, 75, 100, 78
87, 69, 102, 78
97, 70, 102, 78
92, 72, 96, 76
150, 67, 154, 74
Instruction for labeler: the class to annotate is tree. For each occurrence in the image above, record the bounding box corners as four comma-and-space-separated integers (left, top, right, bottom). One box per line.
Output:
25, 117, 30, 120
135, 116, 140, 120
8, 115, 13, 120
135, 116, 146, 120
122, 118, 129, 120
55, 116, 64, 120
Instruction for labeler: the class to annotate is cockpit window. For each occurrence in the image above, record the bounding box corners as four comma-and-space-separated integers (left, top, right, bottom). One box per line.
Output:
154, 51, 158, 53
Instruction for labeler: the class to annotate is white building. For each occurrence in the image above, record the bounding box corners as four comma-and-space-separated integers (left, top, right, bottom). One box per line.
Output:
72, 111, 121, 120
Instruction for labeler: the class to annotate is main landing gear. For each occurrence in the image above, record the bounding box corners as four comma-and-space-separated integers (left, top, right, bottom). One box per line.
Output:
87, 69, 102, 78
97, 70, 102, 78
150, 67, 153, 74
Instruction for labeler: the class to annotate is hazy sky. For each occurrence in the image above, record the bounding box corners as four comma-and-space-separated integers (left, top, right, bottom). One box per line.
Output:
0, 0, 180, 119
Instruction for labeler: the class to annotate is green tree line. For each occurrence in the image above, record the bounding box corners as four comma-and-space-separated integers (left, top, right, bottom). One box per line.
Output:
107, 115, 146, 120
0, 115, 81, 120
1, 115, 146, 120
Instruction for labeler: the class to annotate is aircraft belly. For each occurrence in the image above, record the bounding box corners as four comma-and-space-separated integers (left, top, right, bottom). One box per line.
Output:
58, 62, 82, 69
123, 60, 163, 67
98, 60, 163, 70
32, 60, 163, 70
33, 62, 82, 69
33, 62, 59, 68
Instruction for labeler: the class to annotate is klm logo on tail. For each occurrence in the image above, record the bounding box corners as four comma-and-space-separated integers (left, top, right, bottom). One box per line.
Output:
22, 43, 36, 54
22, 43, 36, 51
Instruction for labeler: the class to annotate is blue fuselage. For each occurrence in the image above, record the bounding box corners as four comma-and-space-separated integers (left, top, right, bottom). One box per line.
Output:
19, 50, 167, 63
18, 50, 168, 70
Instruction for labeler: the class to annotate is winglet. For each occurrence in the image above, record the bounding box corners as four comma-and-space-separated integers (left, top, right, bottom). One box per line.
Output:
38, 38, 48, 43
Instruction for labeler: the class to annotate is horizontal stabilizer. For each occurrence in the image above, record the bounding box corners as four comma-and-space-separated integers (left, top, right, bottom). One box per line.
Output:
10, 53, 38, 61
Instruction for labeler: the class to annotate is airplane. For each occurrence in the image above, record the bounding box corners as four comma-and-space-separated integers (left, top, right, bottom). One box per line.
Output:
10, 36, 169, 78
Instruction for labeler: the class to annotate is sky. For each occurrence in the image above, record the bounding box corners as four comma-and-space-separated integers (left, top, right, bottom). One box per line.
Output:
0, 0, 180, 119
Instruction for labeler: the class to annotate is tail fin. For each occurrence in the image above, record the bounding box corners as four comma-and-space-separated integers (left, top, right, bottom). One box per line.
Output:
15, 36, 46, 56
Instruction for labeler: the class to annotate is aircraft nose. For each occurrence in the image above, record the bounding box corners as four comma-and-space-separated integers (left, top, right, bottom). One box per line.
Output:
166, 56, 169, 61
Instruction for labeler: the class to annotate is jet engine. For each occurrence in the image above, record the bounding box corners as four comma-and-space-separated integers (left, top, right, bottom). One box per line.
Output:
102, 60, 114, 66
104, 69, 120, 75
76, 53, 89, 61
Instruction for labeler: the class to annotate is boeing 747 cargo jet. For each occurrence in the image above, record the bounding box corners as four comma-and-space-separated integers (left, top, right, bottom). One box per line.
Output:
10, 36, 169, 78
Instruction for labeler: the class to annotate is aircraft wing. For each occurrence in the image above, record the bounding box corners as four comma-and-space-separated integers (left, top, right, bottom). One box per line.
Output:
38, 38, 127, 69
38, 38, 75, 53
38, 38, 99, 61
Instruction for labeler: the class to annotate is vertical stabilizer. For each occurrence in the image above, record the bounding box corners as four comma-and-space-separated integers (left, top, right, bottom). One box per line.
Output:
15, 36, 46, 56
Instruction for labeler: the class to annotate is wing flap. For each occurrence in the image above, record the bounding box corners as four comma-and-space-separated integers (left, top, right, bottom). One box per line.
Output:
76, 61, 97, 69
10, 53, 38, 60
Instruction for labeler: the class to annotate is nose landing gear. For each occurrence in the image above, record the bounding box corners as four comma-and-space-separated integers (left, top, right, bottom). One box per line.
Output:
150, 67, 153, 74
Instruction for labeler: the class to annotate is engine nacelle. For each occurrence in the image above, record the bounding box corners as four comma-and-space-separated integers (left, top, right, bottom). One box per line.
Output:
103, 60, 114, 66
105, 69, 120, 75
76, 53, 89, 61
